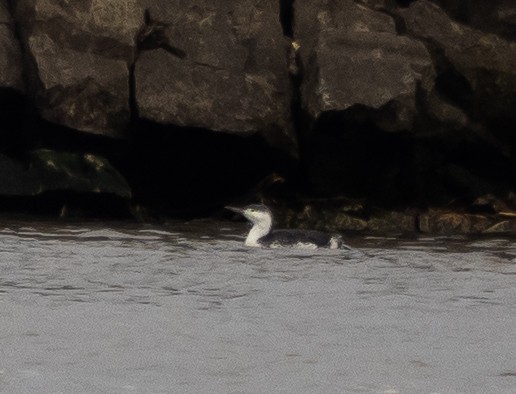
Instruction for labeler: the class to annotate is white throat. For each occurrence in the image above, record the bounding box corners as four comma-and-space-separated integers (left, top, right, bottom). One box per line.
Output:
245, 217, 272, 247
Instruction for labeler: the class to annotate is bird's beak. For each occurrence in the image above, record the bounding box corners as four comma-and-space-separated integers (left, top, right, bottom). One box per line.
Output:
225, 206, 244, 214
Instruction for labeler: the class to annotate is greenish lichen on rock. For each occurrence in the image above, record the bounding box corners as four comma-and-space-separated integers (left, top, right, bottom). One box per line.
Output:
0, 150, 131, 198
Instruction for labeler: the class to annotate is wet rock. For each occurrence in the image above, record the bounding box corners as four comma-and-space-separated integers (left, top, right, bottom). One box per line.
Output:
330, 214, 368, 232
14, 0, 144, 137
315, 207, 369, 232
401, 1, 516, 125
295, 0, 434, 131
0, 150, 131, 198
484, 220, 516, 234
471, 194, 512, 215
419, 210, 493, 234
367, 211, 416, 233
135, 1, 294, 146
275, 204, 368, 232
0, 1, 23, 92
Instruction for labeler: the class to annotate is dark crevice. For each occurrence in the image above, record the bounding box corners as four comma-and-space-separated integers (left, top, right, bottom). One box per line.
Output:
387, 11, 408, 35
137, 11, 186, 59
435, 69, 474, 111
305, 106, 516, 208
394, 0, 417, 7
243, 38, 258, 70
420, 38, 475, 116
305, 108, 416, 208
121, 120, 294, 217
284, 20, 314, 193
128, 62, 138, 122
0, 88, 28, 155
279, 0, 294, 38
433, 0, 471, 24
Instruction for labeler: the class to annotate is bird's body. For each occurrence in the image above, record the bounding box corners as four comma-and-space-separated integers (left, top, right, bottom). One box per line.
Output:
259, 229, 345, 249
226, 204, 351, 250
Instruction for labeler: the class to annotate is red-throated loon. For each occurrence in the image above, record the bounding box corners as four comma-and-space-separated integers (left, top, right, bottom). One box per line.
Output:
226, 204, 352, 250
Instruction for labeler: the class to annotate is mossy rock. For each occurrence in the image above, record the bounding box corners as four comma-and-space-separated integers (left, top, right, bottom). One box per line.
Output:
0, 150, 131, 198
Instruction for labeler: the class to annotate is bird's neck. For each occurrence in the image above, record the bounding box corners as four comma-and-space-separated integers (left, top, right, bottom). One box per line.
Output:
245, 218, 272, 247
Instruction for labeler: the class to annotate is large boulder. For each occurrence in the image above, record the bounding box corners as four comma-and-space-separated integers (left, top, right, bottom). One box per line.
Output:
401, 0, 516, 125
295, 0, 434, 131
14, 0, 144, 138
135, 1, 294, 144
0, 1, 23, 92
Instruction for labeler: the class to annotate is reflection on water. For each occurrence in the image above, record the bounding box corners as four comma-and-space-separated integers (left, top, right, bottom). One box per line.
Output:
0, 220, 516, 393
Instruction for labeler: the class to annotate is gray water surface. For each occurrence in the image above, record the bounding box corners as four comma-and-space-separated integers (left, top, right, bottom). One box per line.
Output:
0, 220, 515, 393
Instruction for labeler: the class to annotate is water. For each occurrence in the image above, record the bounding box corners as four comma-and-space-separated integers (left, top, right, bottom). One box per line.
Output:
0, 220, 515, 394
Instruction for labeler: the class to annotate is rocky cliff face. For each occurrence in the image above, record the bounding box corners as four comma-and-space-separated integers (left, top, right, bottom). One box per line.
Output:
0, 0, 515, 231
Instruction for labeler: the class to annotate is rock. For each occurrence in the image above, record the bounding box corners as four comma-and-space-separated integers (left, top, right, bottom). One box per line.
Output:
367, 211, 416, 233
472, 194, 511, 214
0, 1, 24, 92
419, 210, 493, 234
14, 0, 144, 137
295, 0, 434, 131
421, 90, 469, 130
330, 214, 368, 232
0, 1, 9, 23
0, 150, 131, 198
135, 1, 294, 145
433, 0, 516, 41
484, 220, 516, 234
401, 1, 516, 125
274, 203, 368, 232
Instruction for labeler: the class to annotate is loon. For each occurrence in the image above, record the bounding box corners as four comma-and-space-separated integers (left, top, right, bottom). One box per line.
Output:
226, 204, 352, 250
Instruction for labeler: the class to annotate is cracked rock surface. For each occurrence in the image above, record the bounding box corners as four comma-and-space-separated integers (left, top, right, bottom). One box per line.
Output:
295, 0, 435, 131
135, 0, 293, 142
14, 0, 143, 137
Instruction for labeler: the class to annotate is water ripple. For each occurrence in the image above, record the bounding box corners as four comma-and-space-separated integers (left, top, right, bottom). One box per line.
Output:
1, 220, 516, 392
